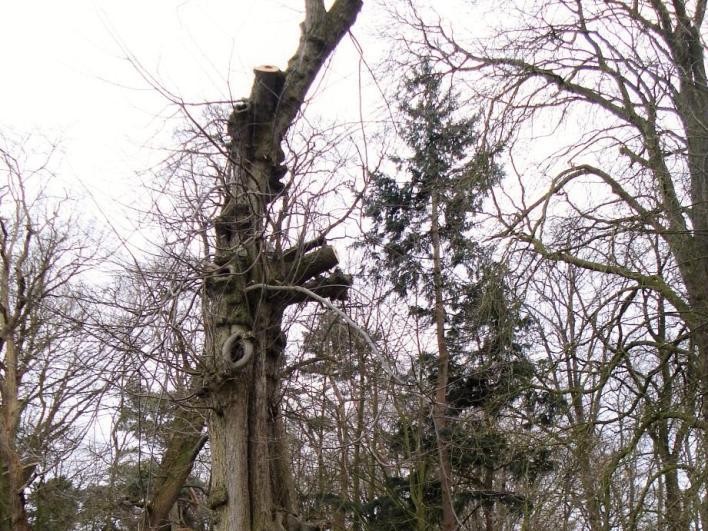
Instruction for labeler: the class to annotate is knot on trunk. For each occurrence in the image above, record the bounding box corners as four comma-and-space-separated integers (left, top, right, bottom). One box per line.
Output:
220, 324, 254, 373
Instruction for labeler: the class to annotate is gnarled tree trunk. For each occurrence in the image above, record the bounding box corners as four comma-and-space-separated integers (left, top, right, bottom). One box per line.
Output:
201, 2, 362, 530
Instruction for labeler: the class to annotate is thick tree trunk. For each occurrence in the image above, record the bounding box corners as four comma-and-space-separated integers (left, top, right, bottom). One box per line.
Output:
654, 6, 708, 474
207, 307, 295, 530
664, 102, 708, 435
0, 339, 30, 531
0, 431, 30, 531
576, 438, 604, 531
201, 3, 362, 529
144, 408, 206, 530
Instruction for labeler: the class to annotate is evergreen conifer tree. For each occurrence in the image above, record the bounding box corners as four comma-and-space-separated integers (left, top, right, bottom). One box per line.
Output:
364, 62, 545, 529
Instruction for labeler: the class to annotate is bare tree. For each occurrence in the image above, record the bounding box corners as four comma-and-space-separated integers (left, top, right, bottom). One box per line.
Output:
518, 247, 703, 529
97, 259, 210, 531
105, 42, 371, 525
0, 137, 109, 530
392, 0, 708, 526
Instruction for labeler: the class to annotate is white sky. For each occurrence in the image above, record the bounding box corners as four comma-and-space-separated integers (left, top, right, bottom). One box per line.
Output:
0, 0, 496, 253
0, 1, 371, 227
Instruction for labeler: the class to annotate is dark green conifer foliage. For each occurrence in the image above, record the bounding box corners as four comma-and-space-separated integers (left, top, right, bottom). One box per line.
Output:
366, 61, 500, 302
28, 477, 79, 531
363, 63, 550, 528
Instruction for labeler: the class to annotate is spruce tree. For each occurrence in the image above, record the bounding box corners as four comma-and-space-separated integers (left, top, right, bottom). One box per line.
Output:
364, 62, 543, 529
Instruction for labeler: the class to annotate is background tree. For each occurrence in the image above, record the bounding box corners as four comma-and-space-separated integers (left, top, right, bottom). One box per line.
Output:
395, 0, 708, 526
27, 476, 78, 531
0, 137, 109, 530
284, 306, 380, 530
103, 254, 209, 531
67, 375, 209, 531
363, 61, 543, 529
365, 60, 494, 529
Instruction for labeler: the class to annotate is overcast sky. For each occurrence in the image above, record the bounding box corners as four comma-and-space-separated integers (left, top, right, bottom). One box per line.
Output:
0, 2, 376, 228
1, 0, 499, 255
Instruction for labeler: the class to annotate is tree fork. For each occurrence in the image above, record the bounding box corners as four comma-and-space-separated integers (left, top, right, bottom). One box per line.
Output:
205, 2, 363, 530
144, 410, 207, 531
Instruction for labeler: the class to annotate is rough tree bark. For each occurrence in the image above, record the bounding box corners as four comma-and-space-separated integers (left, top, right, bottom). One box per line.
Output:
201, 2, 362, 530
0, 338, 30, 531
144, 408, 207, 530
